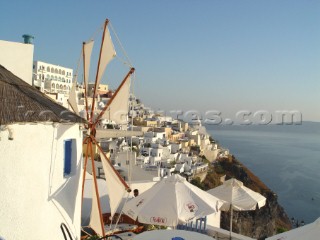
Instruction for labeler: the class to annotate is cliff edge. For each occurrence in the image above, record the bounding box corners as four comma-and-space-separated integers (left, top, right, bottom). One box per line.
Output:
198, 155, 292, 239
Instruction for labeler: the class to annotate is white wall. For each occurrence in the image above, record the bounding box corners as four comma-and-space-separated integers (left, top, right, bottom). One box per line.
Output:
0, 40, 34, 85
0, 123, 83, 240
151, 148, 163, 158
203, 149, 219, 162
171, 143, 181, 154
206, 211, 221, 228
34, 60, 73, 95
154, 132, 166, 139
116, 151, 135, 167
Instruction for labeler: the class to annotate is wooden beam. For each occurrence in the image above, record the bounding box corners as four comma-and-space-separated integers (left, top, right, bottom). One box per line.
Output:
95, 129, 143, 139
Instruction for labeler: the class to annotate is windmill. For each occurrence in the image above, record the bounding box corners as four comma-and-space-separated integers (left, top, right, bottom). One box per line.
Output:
68, 19, 142, 237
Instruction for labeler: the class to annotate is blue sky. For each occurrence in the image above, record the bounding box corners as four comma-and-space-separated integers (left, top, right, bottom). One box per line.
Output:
2, 0, 319, 122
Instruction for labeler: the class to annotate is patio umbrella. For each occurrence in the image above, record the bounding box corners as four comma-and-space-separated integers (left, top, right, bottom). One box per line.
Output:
122, 174, 225, 227
266, 217, 320, 240
207, 178, 266, 239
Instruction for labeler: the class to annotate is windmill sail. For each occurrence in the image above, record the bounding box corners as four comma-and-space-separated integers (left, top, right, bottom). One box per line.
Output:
89, 180, 105, 236
96, 24, 116, 88
67, 81, 79, 115
83, 40, 94, 90
101, 75, 131, 125
93, 68, 134, 127
100, 152, 127, 218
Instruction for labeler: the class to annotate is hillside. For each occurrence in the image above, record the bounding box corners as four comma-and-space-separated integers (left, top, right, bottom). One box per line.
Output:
195, 155, 292, 239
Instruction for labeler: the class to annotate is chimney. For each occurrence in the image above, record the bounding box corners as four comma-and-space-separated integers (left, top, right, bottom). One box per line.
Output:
22, 34, 34, 44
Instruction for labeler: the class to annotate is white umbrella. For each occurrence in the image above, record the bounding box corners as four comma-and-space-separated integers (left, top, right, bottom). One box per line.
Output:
207, 178, 266, 239
123, 174, 225, 227
266, 217, 320, 240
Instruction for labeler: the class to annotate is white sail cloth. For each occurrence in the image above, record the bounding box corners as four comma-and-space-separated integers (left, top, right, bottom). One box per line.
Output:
101, 74, 131, 125
88, 152, 128, 236
67, 81, 79, 115
123, 174, 224, 227
87, 151, 128, 237
100, 152, 128, 218
83, 40, 94, 90
89, 178, 104, 237
96, 26, 116, 87
266, 217, 320, 240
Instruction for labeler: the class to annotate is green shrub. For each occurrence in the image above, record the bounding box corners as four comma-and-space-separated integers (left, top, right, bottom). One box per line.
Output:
190, 177, 205, 190
214, 163, 225, 174
276, 227, 288, 233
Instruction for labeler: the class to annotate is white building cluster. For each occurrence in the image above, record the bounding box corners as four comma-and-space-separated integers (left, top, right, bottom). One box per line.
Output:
92, 95, 229, 183
32, 60, 73, 94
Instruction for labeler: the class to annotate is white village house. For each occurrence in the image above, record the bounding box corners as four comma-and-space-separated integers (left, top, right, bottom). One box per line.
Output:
0, 65, 84, 240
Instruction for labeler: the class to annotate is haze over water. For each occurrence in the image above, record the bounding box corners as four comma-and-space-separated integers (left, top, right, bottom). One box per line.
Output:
206, 122, 320, 224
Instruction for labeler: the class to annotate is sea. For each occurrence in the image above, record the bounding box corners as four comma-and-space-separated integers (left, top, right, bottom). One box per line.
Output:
205, 122, 320, 224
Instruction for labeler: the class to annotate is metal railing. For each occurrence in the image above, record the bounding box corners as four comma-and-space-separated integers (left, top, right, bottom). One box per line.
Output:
60, 223, 74, 240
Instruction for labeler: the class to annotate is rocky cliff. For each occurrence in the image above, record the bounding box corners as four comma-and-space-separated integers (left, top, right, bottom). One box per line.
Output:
200, 155, 292, 239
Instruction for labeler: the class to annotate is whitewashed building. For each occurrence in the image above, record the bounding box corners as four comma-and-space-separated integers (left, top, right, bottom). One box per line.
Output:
32, 60, 73, 94
0, 65, 84, 240
0, 38, 34, 85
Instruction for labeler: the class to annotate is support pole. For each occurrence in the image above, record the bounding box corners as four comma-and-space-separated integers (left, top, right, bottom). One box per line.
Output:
230, 205, 233, 240
89, 140, 106, 237
83, 42, 91, 122
90, 19, 109, 121
81, 138, 90, 203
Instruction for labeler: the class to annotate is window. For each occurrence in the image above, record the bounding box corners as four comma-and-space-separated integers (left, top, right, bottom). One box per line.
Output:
64, 139, 76, 176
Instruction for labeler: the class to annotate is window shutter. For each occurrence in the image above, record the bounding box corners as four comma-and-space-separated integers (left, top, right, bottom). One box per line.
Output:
64, 139, 72, 176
